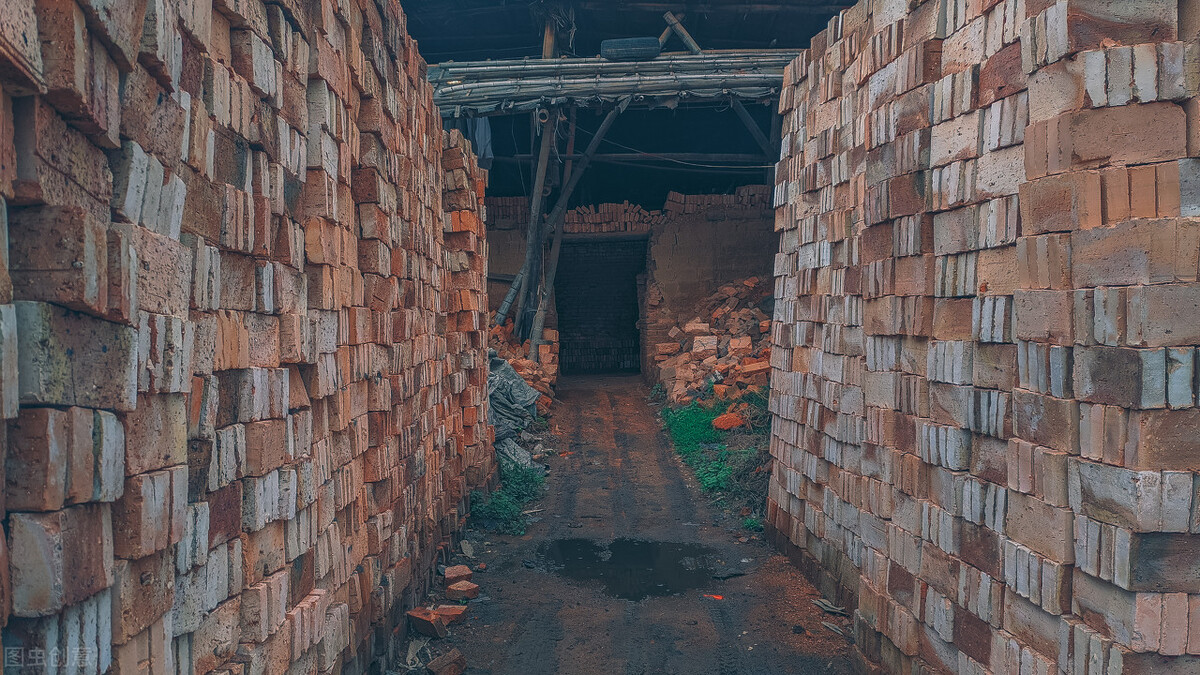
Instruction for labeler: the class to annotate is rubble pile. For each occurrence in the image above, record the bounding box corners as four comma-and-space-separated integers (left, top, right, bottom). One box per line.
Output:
489, 322, 559, 406
650, 277, 774, 404
402, 564, 479, 675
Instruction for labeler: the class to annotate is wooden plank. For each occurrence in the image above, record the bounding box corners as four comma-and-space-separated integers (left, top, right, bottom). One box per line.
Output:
731, 98, 774, 156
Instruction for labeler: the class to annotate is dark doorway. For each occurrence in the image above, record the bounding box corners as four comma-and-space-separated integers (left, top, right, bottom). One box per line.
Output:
555, 240, 647, 374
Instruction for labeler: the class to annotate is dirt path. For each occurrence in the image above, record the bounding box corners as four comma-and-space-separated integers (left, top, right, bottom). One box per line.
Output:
443, 375, 853, 674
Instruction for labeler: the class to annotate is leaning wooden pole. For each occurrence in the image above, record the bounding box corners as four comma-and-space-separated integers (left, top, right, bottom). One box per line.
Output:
498, 111, 554, 327
494, 19, 557, 328
528, 99, 630, 359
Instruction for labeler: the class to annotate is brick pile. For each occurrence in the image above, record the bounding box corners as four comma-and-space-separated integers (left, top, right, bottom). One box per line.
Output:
648, 277, 773, 404
560, 201, 659, 234
489, 323, 559, 403
0, 0, 492, 672
768, 0, 1200, 672
480, 195, 527, 230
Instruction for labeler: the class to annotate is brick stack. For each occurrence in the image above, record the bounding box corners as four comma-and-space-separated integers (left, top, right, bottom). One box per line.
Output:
483, 196, 662, 234
663, 185, 772, 216
442, 129, 494, 490
768, 0, 1200, 672
0, 0, 491, 673
648, 277, 773, 404
561, 201, 661, 234
480, 195, 527, 230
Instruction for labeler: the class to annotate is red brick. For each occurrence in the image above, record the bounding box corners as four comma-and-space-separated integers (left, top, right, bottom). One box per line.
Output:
122, 393, 187, 475
1019, 171, 1101, 234
407, 607, 448, 638
111, 548, 174, 644
244, 418, 290, 477
8, 204, 108, 315
1056, 103, 1186, 175
443, 564, 473, 586
427, 648, 467, 675
446, 580, 479, 600
9, 503, 112, 617
5, 407, 69, 511
1064, 0, 1177, 53
112, 469, 171, 558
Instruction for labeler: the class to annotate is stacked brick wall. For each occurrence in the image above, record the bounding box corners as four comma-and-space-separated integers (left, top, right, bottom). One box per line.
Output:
442, 130, 494, 490
768, 0, 1200, 672
0, 0, 491, 673
485, 196, 663, 234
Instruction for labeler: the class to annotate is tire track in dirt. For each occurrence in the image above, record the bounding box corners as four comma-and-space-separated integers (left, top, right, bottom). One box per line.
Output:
443, 375, 853, 674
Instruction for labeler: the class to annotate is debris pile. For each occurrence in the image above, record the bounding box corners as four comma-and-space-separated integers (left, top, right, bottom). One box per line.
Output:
650, 278, 774, 404
489, 322, 559, 402
401, 561, 481, 675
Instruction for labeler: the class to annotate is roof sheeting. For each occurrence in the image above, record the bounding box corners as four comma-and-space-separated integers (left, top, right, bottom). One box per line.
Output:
431, 50, 801, 116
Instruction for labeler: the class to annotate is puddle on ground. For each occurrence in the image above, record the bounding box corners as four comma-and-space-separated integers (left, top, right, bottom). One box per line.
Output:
536, 538, 720, 600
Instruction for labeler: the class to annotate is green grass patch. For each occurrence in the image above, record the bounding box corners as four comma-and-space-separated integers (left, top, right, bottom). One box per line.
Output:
661, 390, 773, 530
470, 461, 545, 535
661, 402, 722, 453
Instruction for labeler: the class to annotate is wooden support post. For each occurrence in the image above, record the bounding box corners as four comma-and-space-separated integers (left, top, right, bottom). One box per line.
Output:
731, 98, 775, 156
495, 19, 557, 328
510, 112, 555, 330
663, 12, 702, 54
528, 98, 630, 359
658, 13, 681, 47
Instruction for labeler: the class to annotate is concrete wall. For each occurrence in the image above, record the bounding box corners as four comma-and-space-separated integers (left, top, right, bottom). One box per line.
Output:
768, 1, 1200, 673
0, 1, 491, 672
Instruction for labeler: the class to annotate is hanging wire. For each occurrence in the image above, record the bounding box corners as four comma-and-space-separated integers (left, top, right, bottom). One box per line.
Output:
573, 124, 775, 169
510, 117, 530, 200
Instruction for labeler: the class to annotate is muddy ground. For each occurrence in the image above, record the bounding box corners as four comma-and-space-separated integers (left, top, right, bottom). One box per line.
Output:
432, 375, 853, 674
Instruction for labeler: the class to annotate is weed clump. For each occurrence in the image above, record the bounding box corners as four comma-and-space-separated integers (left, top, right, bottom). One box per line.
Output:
660, 388, 772, 530
471, 461, 545, 535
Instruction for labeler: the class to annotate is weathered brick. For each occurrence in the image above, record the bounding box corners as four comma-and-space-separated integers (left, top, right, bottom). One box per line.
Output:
15, 301, 137, 410
9, 503, 112, 617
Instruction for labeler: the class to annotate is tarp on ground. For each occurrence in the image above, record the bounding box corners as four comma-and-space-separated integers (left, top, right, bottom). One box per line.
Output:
488, 349, 541, 441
